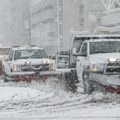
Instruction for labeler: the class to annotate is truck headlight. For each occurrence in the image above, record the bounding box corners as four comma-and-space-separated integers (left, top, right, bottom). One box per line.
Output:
12, 65, 21, 72
92, 64, 97, 72
108, 58, 117, 63
43, 60, 50, 64
91, 63, 104, 72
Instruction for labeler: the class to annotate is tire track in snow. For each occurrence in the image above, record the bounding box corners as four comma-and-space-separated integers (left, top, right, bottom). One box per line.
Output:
1, 78, 120, 116
4, 116, 120, 120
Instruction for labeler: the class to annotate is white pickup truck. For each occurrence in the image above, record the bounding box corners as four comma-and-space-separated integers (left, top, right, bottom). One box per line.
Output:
2, 45, 56, 82
2, 45, 78, 93
72, 35, 120, 94
57, 50, 69, 68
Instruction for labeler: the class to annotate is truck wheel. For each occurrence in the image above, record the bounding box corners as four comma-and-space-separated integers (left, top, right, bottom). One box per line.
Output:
2, 67, 8, 82
64, 70, 78, 93
3, 73, 8, 82
83, 71, 94, 94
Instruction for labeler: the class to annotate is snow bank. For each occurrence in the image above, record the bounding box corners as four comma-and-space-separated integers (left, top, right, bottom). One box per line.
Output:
0, 86, 54, 103
1, 78, 120, 120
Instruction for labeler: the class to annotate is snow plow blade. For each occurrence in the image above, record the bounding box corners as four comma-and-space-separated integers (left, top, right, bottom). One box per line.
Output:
5, 69, 71, 82
90, 73, 120, 94
4, 68, 78, 93
37, 69, 71, 75
33, 69, 72, 81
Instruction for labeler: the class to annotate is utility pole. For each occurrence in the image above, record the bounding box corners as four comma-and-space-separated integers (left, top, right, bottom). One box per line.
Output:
28, 0, 31, 45
57, 0, 60, 52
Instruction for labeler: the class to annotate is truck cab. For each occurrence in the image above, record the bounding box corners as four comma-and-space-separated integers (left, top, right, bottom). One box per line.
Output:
76, 36, 120, 81
74, 35, 120, 94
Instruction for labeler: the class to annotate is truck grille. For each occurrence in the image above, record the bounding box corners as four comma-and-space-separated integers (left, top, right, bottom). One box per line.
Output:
106, 61, 120, 74
32, 64, 49, 71
21, 64, 31, 71
21, 64, 49, 72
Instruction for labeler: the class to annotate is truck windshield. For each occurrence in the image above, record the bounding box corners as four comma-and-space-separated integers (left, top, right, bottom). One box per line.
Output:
14, 49, 48, 60
90, 40, 120, 54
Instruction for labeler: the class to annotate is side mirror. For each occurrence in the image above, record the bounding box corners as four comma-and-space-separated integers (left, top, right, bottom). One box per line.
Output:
73, 53, 81, 56
72, 48, 77, 55
80, 53, 87, 57
73, 53, 87, 57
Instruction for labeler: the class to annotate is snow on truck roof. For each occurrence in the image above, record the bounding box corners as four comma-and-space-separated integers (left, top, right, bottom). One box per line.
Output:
73, 34, 120, 41
73, 34, 120, 38
90, 39, 120, 42
12, 45, 43, 50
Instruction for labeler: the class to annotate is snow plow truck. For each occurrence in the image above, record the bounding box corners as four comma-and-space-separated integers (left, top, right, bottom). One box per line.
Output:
3, 34, 120, 94
71, 34, 120, 94
2, 45, 78, 93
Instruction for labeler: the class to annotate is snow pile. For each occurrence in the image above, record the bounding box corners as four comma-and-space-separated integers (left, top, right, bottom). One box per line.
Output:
0, 85, 54, 112
30, 79, 65, 92
0, 87, 54, 102
1, 78, 120, 120
0, 78, 70, 112
1, 77, 120, 116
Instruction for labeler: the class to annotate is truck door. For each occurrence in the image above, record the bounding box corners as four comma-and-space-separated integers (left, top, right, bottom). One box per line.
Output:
76, 41, 89, 81
4, 50, 14, 75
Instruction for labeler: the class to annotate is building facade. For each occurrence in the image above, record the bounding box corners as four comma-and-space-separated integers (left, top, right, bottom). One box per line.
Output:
0, 0, 12, 46
83, 0, 105, 33
0, 0, 29, 47
83, 0, 120, 34
62, 0, 82, 50
10, 0, 29, 46
99, 0, 120, 34
30, 0, 58, 55
30, 0, 82, 55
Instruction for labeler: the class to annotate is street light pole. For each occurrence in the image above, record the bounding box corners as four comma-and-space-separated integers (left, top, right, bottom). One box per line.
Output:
57, 0, 60, 52
28, 0, 31, 45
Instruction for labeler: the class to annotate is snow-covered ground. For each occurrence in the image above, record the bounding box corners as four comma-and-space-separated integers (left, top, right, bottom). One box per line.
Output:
0, 78, 120, 120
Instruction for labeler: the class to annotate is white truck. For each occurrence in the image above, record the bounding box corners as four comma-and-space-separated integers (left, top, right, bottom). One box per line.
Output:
72, 34, 120, 94
56, 50, 69, 68
2, 45, 56, 82
0, 47, 11, 75
2, 45, 78, 93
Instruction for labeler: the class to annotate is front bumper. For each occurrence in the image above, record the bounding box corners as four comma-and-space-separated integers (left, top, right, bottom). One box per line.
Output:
90, 73, 120, 86
7, 68, 71, 82
12, 74, 37, 82
90, 72, 120, 93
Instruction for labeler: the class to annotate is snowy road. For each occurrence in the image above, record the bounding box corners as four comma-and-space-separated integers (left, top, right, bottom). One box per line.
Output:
0, 79, 120, 120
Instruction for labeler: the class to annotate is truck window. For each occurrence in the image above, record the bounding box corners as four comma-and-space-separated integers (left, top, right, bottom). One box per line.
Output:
90, 40, 120, 54
14, 49, 48, 60
80, 43, 87, 56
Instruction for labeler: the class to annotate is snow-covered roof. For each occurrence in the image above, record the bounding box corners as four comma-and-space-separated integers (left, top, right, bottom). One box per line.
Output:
70, 28, 120, 39
94, 26, 120, 34
70, 29, 91, 37
72, 34, 120, 39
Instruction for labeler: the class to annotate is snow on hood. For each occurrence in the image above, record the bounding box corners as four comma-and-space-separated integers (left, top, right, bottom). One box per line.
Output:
12, 58, 55, 65
89, 53, 120, 64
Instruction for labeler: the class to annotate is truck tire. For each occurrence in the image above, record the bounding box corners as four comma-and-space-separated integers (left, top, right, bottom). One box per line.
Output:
64, 70, 78, 93
2, 66, 8, 82
83, 71, 94, 94
3, 73, 8, 82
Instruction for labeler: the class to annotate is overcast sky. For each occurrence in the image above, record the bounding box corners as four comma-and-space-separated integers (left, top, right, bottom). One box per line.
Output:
0, 0, 12, 46
0, 0, 29, 47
